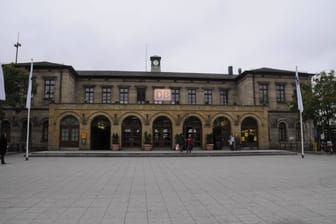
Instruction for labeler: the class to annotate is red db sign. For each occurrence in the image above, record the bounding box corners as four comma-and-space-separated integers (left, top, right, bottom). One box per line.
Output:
154, 89, 171, 101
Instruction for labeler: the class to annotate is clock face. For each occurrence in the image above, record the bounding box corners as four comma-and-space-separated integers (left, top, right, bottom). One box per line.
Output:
153, 60, 159, 66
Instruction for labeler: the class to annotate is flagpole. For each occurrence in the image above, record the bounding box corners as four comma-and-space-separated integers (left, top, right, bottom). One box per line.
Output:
25, 104, 31, 160
25, 59, 33, 161
296, 66, 304, 158
300, 111, 304, 158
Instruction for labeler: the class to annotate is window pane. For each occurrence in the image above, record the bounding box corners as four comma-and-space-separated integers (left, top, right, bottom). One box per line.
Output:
119, 88, 129, 104
188, 89, 196, 104
85, 87, 94, 103
204, 89, 212, 104
102, 87, 112, 104
171, 89, 180, 104
259, 84, 268, 104
44, 79, 55, 100
276, 84, 285, 103
137, 88, 146, 104
220, 89, 228, 105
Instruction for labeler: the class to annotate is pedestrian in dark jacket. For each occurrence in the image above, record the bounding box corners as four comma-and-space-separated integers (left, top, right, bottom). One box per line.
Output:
186, 135, 193, 153
0, 133, 8, 164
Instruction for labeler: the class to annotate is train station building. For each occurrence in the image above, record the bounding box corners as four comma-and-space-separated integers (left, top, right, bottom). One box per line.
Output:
1, 56, 314, 151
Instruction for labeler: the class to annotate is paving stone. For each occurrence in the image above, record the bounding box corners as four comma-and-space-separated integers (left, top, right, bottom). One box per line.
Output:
1, 153, 336, 224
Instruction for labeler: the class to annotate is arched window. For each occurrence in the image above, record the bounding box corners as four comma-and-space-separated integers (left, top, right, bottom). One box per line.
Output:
213, 117, 231, 149
183, 116, 202, 147
91, 116, 111, 150
278, 122, 287, 141
122, 116, 142, 148
153, 116, 172, 148
241, 117, 258, 147
60, 116, 79, 147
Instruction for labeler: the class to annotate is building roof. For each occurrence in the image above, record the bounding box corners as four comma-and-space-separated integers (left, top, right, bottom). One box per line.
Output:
13, 61, 315, 80
76, 70, 237, 80
245, 67, 315, 77
14, 61, 78, 75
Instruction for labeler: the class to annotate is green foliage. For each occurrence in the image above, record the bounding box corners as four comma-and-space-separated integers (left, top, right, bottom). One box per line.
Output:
144, 131, 152, 144
1, 64, 36, 111
290, 70, 336, 126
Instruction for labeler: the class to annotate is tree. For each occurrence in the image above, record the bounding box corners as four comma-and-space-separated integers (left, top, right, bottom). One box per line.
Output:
0, 64, 33, 128
1, 64, 31, 108
291, 70, 336, 142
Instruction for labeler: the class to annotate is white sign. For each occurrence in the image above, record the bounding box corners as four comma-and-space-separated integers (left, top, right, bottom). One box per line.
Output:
154, 89, 171, 101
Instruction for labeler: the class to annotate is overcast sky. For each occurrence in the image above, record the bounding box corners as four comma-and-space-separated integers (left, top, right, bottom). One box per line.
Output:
1, 0, 335, 74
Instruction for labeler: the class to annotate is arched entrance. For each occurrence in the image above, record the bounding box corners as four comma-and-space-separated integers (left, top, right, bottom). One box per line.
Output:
60, 116, 79, 148
153, 116, 172, 149
91, 116, 111, 150
241, 117, 258, 148
122, 116, 142, 148
213, 117, 231, 150
183, 116, 202, 148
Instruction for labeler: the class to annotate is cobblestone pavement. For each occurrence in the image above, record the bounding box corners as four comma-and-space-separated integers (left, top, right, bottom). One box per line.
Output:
1, 154, 336, 224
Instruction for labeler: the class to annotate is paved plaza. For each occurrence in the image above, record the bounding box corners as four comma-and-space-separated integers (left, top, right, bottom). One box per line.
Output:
1, 153, 336, 224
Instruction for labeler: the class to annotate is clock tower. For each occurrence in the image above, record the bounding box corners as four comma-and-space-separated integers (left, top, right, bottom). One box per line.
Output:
150, 55, 161, 72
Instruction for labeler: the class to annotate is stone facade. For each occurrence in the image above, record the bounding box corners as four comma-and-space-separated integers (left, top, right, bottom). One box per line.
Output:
1, 61, 314, 151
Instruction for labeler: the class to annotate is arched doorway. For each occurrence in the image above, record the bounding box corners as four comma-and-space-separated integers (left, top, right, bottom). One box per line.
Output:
153, 116, 172, 149
183, 116, 202, 148
91, 116, 111, 150
60, 116, 79, 148
122, 116, 142, 148
241, 117, 258, 148
213, 117, 231, 150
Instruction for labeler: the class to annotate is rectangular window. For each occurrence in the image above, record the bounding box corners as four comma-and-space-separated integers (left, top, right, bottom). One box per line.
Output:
276, 84, 285, 103
119, 88, 129, 104
102, 87, 112, 104
171, 88, 180, 104
259, 84, 268, 104
204, 89, 213, 104
220, 89, 228, 105
44, 79, 55, 100
137, 87, 146, 104
84, 87, 94, 104
188, 89, 196, 104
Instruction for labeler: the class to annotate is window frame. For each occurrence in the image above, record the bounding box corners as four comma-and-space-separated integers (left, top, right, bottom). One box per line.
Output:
102, 87, 112, 104
44, 79, 56, 100
84, 86, 94, 104
119, 87, 129, 104
259, 83, 269, 104
187, 88, 197, 104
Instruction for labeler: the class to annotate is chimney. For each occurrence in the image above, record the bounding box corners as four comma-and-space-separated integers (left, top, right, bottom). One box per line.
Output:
150, 55, 161, 72
238, 68, 242, 75
228, 66, 233, 75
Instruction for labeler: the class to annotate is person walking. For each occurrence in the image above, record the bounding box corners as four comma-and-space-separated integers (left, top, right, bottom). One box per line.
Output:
228, 134, 235, 151
186, 135, 193, 154
0, 133, 8, 164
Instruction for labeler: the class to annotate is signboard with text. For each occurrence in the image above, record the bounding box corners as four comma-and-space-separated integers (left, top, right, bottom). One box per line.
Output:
154, 89, 171, 101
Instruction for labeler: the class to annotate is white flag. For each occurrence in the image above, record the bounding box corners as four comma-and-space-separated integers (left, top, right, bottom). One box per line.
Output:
26, 61, 33, 109
0, 63, 6, 100
295, 67, 304, 112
